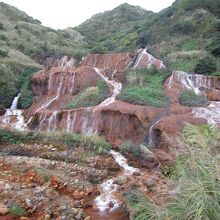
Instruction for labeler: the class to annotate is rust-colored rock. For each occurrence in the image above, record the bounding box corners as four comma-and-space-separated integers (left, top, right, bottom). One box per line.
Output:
208, 89, 220, 101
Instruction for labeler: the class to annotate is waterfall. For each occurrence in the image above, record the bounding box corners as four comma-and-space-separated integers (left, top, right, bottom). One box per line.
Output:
58, 56, 75, 67
10, 93, 20, 110
93, 68, 122, 107
193, 102, 220, 126
148, 120, 161, 146
2, 93, 25, 131
110, 150, 139, 174
35, 74, 66, 130
166, 71, 219, 127
48, 111, 58, 131
35, 73, 65, 114
66, 111, 77, 132
81, 108, 98, 135
133, 48, 166, 70
67, 73, 75, 94
167, 71, 211, 95
94, 150, 139, 212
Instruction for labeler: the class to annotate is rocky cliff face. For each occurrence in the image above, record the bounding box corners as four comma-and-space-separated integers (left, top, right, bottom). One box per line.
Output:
2, 48, 220, 148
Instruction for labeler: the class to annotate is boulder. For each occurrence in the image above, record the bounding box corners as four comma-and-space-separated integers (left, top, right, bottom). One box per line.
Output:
114, 175, 128, 185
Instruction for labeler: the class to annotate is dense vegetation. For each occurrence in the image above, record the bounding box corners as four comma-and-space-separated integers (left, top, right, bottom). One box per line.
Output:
118, 68, 170, 107
75, 3, 152, 53
0, 129, 111, 154
67, 80, 109, 109
126, 124, 220, 220
178, 90, 208, 107
194, 56, 217, 75
19, 67, 41, 108
75, 0, 220, 73
0, 2, 86, 107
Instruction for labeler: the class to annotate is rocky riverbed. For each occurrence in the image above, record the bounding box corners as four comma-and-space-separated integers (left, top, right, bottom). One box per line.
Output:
0, 141, 174, 220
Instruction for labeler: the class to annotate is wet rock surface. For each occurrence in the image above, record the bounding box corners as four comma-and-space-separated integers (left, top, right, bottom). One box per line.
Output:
0, 143, 120, 220
0, 142, 175, 220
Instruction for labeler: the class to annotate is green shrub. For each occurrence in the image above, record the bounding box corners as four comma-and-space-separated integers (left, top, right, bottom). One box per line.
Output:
19, 67, 41, 108
208, 35, 220, 57
0, 22, 4, 29
179, 90, 208, 107
171, 21, 195, 35
194, 56, 217, 75
18, 67, 40, 89
119, 141, 141, 157
81, 135, 111, 154
0, 129, 28, 144
9, 204, 27, 217
125, 189, 164, 220
0, 129, 111, 154
20, 75, 34, 109
119, 68, 170, 107
67, 80, 108, 109
0, 49, 8, 57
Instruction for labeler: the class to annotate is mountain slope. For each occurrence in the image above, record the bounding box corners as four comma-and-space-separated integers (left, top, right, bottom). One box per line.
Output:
75, 0, 219, 73
0, 2, 87, 107
75, 3, 152, 52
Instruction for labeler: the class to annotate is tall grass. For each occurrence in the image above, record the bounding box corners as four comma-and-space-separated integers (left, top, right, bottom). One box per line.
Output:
126, 124, 220, 220
0, 129, 111, 154
67, 79, 109, 109
119, 68, 170, 107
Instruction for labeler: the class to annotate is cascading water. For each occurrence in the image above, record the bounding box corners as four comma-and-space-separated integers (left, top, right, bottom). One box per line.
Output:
94, 150, 139, 212
93, 68, 122, 107
2, 93, 26, 131
193, 102, 220, 126
35, 73, 65, 114
10, 93, 20, 110
148, 120, 161, 147
76, 68, 122, 136
167, 71, 211, 95
48, 111, 58, 131
133, 48, 166, 69
67, 111, 76, 132
167, 71, 220, 126
35, 73, 67, 131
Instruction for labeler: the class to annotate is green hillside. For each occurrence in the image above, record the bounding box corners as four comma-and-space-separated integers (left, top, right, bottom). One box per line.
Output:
75, 0, 219, 71
75, 3, 152, 52
0, 2, 86, 107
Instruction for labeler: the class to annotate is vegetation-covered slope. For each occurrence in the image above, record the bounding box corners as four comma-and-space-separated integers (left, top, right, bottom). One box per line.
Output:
75, 0, 220, 72
75, 3, 152, 52
0, 2, 86, 107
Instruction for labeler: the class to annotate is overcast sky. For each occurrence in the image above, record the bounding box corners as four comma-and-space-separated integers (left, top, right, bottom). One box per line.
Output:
2, 0, 175, 29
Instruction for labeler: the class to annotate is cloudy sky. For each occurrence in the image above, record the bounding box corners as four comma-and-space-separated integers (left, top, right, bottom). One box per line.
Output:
2, 0, 175, 29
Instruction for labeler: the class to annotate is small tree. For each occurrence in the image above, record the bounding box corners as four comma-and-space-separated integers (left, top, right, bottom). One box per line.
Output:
194, 56, 217, 75
208, 35, 220, 57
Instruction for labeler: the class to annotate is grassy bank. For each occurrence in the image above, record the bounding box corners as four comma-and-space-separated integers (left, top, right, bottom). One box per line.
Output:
118, 68, 170, 107
0, 129, 111, 154
126, 124, 220, 220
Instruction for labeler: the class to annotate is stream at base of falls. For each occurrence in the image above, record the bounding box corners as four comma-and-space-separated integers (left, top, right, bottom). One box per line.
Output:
85, 150, 140, 220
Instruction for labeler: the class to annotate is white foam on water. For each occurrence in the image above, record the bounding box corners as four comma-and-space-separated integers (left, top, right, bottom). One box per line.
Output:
93, 68, 122, 107
167, 71, 211, 95
2, 94, 26, 131
94, 150, 139, 212
193, 102, 220, 126
133, 48, 165, 69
